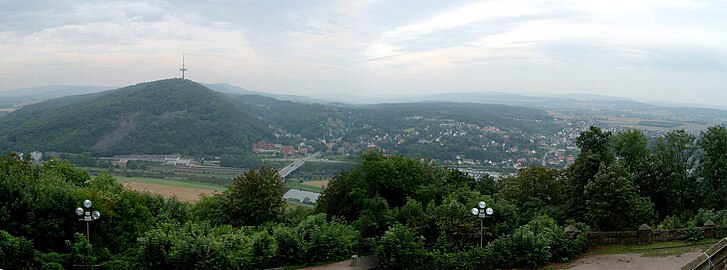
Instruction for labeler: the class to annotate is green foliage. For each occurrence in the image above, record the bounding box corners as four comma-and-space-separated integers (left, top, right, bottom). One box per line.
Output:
66, 232, 97, 266
297, 214, 360, 263
650, 129, 699, 216
489, 223, 552, 268
219, 153, 262, 168
431, 247, 494, 270
565, 126, 614, 219
217, 166, 285, 226
499, 166, 565, 222
41, 158, 91, 186
0, 230, 37, 269
272, 225, 302, 263
685, 227, 705, 242
1, 123, 724, 269
0, 79, 270, 156
489, 216, 586, 268
610, 129, 649, 173
698, 125, 727, 209
377, 224, 429, 269
657, 215, 685, 230
687, 209, 727, 228
584, 161, 655, 231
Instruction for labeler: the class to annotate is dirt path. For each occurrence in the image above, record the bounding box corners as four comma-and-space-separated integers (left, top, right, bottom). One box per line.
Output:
122, 182, 219, 202
560, 251, 701, 270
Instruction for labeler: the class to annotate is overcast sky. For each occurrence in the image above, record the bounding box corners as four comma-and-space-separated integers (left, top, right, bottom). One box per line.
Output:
1, 0, 726, 106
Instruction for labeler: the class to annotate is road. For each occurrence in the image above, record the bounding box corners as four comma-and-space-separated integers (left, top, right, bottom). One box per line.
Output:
542, 146, 557, 166
278, 152, 321, 178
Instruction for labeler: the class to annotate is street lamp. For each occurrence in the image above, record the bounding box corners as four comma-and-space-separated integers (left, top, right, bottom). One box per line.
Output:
75, 199, 100, 241
471, 201, 494, 247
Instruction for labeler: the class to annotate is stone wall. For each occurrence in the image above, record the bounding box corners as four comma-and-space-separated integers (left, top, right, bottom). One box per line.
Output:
585, 221, 717, 245
586, 231, 638, 245
652, 228, 689, 242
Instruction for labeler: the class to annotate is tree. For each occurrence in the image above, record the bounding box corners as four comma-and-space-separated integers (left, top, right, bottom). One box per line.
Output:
610, 129, 649, 174
219, 166, 285, 226
565, 126, 612, 219
584, 161, 655, 230
698, 125, 727, 209
499, 166, 566, 222
377, 224, 429, 269
650, 130, 698, 216
0, 230, 37, 269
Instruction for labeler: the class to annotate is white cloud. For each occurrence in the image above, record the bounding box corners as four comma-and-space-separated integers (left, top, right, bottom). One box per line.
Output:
0, 0, 726, 106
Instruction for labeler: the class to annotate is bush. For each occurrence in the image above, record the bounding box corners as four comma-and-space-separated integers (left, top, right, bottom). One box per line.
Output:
688, 209, 727, 228
685, 227, 705, 242
297, 214, 360, 263
490, 224, 552, 268
658, 215, 684, 230
0, 230, 37, 269
377, 224, 429, 269
273, 226, 302, 264
431, 247, 493, 270
487, 216, 586, 268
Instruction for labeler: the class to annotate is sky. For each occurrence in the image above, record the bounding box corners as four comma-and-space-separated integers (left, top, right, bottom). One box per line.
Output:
0, 0, 726, 106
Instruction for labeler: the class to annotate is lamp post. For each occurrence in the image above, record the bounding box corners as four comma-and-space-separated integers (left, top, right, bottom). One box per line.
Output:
471, 201, 494, 248
75, 199, 100, 241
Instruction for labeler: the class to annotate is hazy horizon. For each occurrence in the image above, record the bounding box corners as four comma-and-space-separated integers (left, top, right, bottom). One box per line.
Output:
1, 0, 726, 107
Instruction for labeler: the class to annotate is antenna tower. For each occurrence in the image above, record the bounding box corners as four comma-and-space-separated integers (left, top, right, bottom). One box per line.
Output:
180, 52, 187, 79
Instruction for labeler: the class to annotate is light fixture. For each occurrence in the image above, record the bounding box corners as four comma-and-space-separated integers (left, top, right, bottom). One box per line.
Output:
83, 199, 92, 208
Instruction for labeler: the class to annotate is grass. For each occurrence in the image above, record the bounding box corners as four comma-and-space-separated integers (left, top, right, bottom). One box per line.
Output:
285, 199, 315, 208
587, 238, 719, 257
285, 180, 324, 193
116, 176, 225, 191
600, 116, 708, 133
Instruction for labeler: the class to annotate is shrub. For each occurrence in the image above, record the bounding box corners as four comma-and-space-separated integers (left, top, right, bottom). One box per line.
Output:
377, 224, 429, 269
490, 224, 552, 268
0, 230, 37, 269
298, 215, 360, 263
685, 227, 705, 242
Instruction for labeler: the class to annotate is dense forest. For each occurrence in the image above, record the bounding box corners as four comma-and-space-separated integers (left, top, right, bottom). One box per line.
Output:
1, 125, 726, 269
0, 79, 270, 156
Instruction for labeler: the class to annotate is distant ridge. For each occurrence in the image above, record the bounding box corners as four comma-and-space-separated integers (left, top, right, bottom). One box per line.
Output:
0, 85, 113, 100
0, 79, 270, 155
204, 83, 327, 104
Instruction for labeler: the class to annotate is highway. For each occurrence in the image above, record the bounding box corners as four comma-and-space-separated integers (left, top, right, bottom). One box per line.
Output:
278, 152, 321, 178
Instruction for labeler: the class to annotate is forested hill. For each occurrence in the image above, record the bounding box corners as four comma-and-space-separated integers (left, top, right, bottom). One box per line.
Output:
0, 79, 270, 156
233, 94, 556, 140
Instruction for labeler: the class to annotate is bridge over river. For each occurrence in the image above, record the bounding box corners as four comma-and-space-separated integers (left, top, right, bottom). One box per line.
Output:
277, 152, 322, 178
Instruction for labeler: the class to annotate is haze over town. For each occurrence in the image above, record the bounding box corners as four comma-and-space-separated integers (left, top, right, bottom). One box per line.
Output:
1, 0, 726, 107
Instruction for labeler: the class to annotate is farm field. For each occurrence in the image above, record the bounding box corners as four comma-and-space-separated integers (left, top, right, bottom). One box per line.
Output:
600, 115, 707, 132
285, 180, 324, 193
116, 176, 225, 202
116, 175, 326, 202
122, 181, 218, 202
303, 180, 329, 189
115, 176, 225, 190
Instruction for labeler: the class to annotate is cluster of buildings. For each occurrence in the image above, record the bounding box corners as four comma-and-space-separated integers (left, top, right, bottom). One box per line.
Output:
251, 141, 313, 156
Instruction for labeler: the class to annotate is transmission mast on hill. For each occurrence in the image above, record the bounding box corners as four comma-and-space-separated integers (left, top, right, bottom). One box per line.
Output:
180, 52, 187, 80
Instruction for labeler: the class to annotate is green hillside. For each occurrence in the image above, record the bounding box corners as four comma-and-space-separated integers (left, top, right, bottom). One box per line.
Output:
0, 79, 270, 155
234, 95, 556, 138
